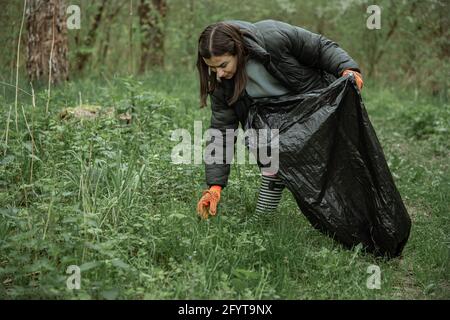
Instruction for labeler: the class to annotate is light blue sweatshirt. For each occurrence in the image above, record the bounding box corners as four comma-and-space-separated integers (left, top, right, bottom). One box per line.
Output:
245, 58, 290, 98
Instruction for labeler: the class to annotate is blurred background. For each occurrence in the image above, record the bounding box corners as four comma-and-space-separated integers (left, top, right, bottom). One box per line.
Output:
0, 0, 448, 101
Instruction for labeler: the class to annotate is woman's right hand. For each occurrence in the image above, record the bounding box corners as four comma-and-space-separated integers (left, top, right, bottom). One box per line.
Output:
342, 69, 364, 91
197, 185, 222, 219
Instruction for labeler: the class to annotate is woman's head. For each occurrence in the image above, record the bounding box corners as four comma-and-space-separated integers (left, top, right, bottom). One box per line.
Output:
203, 54, 237, 80
197, 22, 249, 108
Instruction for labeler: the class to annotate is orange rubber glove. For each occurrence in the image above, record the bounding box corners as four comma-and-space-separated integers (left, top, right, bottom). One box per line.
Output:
342, 69, 363, 91
197, 185, 222, 219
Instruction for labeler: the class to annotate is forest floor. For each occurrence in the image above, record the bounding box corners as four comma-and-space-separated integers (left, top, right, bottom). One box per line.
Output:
0, 71, 448, 299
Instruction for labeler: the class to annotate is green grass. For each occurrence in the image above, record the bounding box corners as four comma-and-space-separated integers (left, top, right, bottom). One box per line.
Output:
0, 71, 448, 299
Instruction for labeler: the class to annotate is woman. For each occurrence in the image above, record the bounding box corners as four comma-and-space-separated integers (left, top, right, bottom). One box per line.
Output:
196, 19, 363, 220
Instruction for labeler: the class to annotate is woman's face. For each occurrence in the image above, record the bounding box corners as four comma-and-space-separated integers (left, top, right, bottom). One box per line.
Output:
203, 54, 237, 80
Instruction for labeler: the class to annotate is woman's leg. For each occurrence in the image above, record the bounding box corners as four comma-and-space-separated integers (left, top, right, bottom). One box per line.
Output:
255, 172, 285, 215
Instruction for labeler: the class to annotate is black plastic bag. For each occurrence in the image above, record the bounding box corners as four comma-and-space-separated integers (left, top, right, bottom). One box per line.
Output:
245, 75, 411, 258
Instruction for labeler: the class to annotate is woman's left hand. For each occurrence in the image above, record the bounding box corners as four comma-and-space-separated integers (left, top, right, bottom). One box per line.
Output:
342, 69, 363, 91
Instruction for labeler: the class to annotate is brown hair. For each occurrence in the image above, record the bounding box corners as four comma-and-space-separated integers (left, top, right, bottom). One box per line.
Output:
196, 22, 249, 108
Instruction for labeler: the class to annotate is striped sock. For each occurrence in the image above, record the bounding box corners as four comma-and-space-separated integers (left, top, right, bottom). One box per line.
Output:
255, 174, 285, 215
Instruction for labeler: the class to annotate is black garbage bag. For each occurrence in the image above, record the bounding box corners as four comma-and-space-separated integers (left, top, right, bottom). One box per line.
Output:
245, 75, 411, 258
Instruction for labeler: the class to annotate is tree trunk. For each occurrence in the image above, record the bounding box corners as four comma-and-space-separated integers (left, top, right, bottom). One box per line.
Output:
26, 0, 69, 83
138, 0, 167, 73
75, 0, 107, 72
100, 1, 127, 67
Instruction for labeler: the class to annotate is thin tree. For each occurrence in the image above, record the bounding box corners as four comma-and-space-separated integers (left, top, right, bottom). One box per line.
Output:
76, 0, 107, 72
138, 0, 167, 73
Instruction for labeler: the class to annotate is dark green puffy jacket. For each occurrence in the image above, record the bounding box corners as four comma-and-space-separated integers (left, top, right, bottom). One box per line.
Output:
205, 19, 361, 188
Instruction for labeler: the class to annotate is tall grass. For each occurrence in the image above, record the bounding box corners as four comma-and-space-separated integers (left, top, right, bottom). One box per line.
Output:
0, 71, 448, 299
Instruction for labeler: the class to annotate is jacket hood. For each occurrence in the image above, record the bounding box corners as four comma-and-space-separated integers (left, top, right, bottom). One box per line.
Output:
223, 20, 271, 65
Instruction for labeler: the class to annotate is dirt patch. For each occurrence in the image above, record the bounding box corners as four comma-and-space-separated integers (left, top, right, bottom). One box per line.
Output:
59, 104, 131, 123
